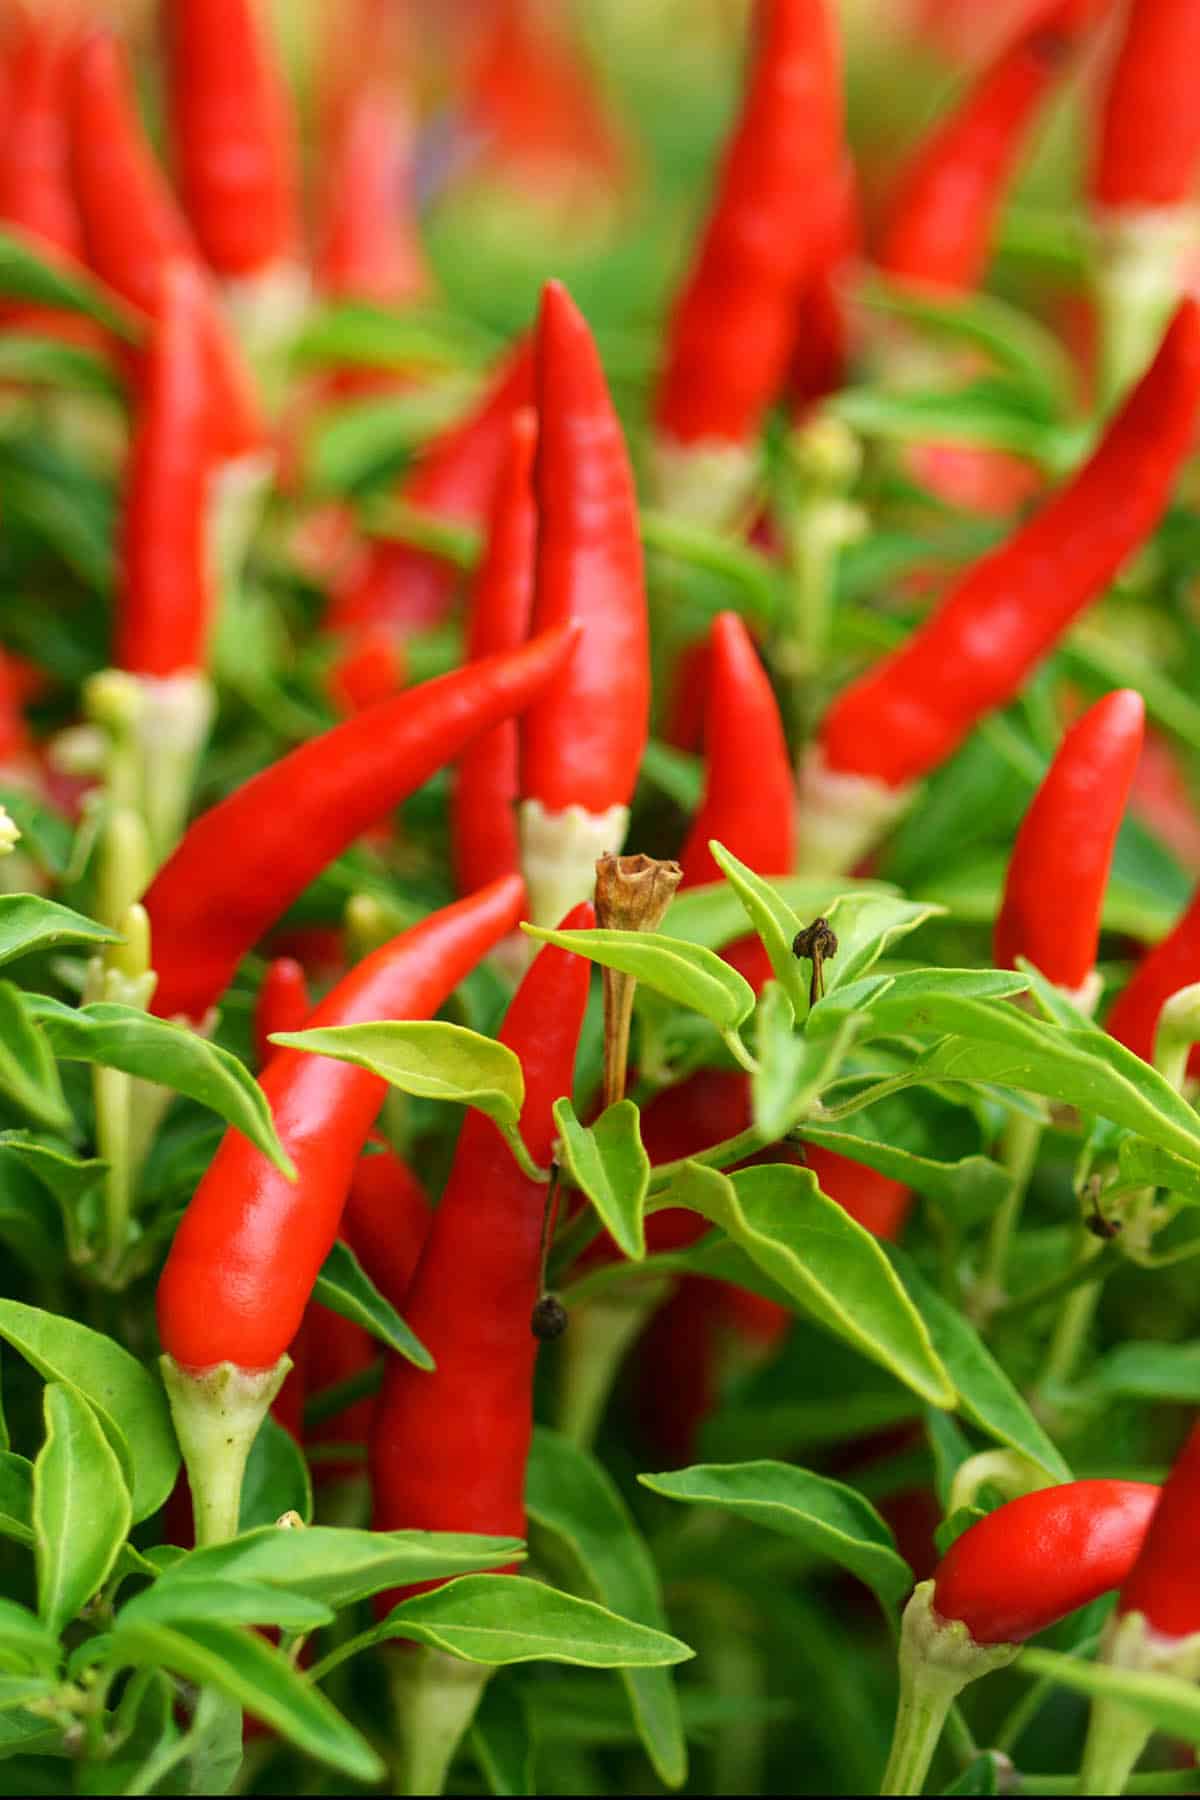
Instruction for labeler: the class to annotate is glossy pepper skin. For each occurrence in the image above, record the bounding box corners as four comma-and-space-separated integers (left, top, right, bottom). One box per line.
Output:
932, 1480, 1160, 1645
115, 262, 214, 678
157, 876, 524, 1374
878, 0, 1095, 293
327, 338, 534, 638
1116, 1423, 1200, 1638
521, 281, 649, 816
655, 0, 843, 450
143, 623, 577, 1022
164, 0, 301, 278
818, 298, 1200, 790
254, 957, 311, 1068
313, 85, 431, 306
994, 690, 1145, 991
1093, 0, 1200, 210
452, 408, 537, 896
370, 904, 593, 1560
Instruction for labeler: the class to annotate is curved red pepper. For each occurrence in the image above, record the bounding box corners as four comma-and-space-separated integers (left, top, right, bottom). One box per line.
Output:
1116, 1422, 1200, 1639
370, 903, 593, 1560
452, 408, 537, 896
819, 298, 1200, 789
327, 337, 534, 638
115, 261, 213, 678
933, 1480, 1160, 1645
655, 0, 843, 449
1093, 0, 1200, 210
143, 623, 577, 1022
521, 281, 649, 816
1106, 884, 1200, 1063
994, 690, 1144, 991
314, 85, 431, 306
878, 0, 1095, 293
164, 0, 300, 279
69, 32, 265, 462
157, 876, 524, 1374
679, 611, 795, 889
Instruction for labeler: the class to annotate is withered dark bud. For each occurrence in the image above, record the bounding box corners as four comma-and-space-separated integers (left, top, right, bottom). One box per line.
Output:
531, 1294, 568, 1341
792, 915, 839, 1006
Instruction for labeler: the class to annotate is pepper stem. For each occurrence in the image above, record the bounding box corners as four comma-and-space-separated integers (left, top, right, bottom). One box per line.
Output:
160, 1353, 290, 1545
387, 1646, 491, 1797
881, 1583, 1019, 1797
594, 852, 683, 1109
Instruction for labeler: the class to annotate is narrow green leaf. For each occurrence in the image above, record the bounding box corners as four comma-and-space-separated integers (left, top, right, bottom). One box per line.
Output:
273, 1020, 524, 1129
1020, 1646, 1200, 1748
0, 1596, 58, 1674
794, 1123, 1011, 1218
168, 1526, 524, 1607
664, 877, 891, 958
522, 926, 755, 1033
314, 1238, 433, 1369
553, 1099, 649, 1262
470, 1677, 535, 1797
383, 1574, 695, 1668
34, 1384, 131, 1636
751, 987, 852, 1140
0, 1454, 32, 1546
120, 1577, 333, 1633
0, 229, 141, 339
823, 894, 945, 993
238, 1414, 313, 1532
708, 843, 810, 1022
0, 986, 70, 1131
0, 894, 120, 965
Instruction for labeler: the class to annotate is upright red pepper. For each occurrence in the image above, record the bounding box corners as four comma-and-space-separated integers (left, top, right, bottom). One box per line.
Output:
1114, 1422, 1200, 1640
1105, 883, 1200, 1063
653, 0, 843, 523
1093, 0, 1200, 212
519, 281, 650, 925
158, 876, 524, 1380
327, 337, 535, 639
932, 1479, 1161, 1645
370, 904, 593, 1558
327, 625, 406, 717
811, 300, 1200, 821
878, 0, 1097, 293
452, 408, 537, 896
164, 0, 301, 280
313, 85, 431, 307
114, 261, 214, 678
994, 689, 1144, 995
69, 31, 265, 462
788, 158, 861, 416
0, 9, 84, 269
254, 957, 311, 1068
143, 623, 577, 1022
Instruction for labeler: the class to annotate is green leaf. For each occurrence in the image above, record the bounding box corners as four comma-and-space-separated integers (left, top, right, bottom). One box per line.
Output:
883, 1247, 1070, 1482
470, 1677, 535, 1797
1087, 1341, 1200, 1402
0, 894, 120, 966
639, 1461, 911, 1613
169, 1526, 524, 1607
34, 1384, 131, 1636
383, 1574, 695, 1669
941, 1752, 1004, 1794
0, 1300, 178, 1522
122, 1684, 241, 1799
751, 987, 852, 1140
120, 1576, 333, 1634
663, 877, 888, 958
659, 1162, 955, 1408
522, 926, 755, 1034
0, 230, 140, 339
526, 1430, 687, 1787
1020, 1646, 1200, 1750
809, 969, 1031, 1037
0, 1153, 66, 1274
0, 987, 69, 1132
238, 1415, 313, 1531
794, 1123, 1011, 1219
314, 1237, 433, 1369
822, 895, 945, 993
553, 1099, 649, 1262
109, 1618, 383, 1782
0, 1454, 32, 1546
707, 843, 810, 1022
0, 1597, 58, 1674
1117, 1139, 1200, 1207
0, 333, 122, 399
26, 999, 293, 1177
272, 1020, 524, 1129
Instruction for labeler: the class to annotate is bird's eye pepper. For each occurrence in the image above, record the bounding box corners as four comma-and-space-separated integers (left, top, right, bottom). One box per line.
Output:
158, 875, 524, 1546
254, 957, 312, 1069
143, 623, 577, 1023
878, 0, 1096, 294
1105, 885, 1200, 1066
452, 408, 537, 898
313, 84, 431, 308
518, 281, 650, 927
994, 689, 1144, 1004
803, 298, 1200, 875
653, 0, 844, 526
885, 1479, 1160, 1796
163, 0, 302, 285
327, 337, 534, 640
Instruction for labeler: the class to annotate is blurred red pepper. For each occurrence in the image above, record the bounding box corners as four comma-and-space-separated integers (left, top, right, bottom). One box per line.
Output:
314, 84, 431, 309
788, 159, 861, 417
1092, 0, 1200, 211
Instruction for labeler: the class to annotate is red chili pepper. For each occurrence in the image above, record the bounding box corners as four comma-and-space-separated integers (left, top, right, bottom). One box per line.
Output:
157, 875, 524, 1375
878, 0, 1096, 293
0, 649, 36, 775
818, 299, 1200, 791
254, 957, 312, 1068
932, 1480, 1160, 1646
655, 0, 843, 454
678, 611, 795, 890
519, 282, 649, 920
314, 85, 432, 307
327, 337, 534, 639
164, 0, 301, 280
0, 9, 84, 265
69, 31, 265, 462
327, 625, 406, 717
114, 261, 214, 678
370, 904, 593, 1564
452, 408, 537, 896
143, 623, 577, 1022
1105, 884, 1200, 1063
1093, 0, 1200, 211
788, 158, 860, 416
994, 690, 1144, 992
1115, 1423, 1200, 1639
